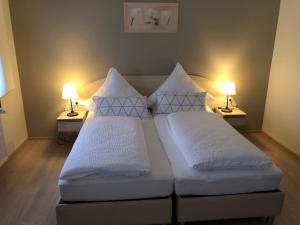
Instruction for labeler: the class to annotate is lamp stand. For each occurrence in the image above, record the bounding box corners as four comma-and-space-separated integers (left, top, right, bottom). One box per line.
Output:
67, 99, 78, 117
221, 95, 232, 113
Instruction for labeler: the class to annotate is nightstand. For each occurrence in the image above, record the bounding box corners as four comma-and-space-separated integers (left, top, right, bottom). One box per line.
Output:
214, 108, 247, 128
57, 110, 88, 144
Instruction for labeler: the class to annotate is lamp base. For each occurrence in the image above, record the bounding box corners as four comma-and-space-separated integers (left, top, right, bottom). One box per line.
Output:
67, 111, 79, 117
221, 108, 232, 113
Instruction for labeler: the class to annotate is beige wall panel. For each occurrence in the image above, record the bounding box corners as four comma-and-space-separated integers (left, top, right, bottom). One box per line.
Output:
263, 0, 300, 156
9, 0, 280, 137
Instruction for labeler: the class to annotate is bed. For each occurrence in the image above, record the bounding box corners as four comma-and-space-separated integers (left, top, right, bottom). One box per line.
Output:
57, 73, 284, 225
57, 116, 174, 225
154, 113, 284, 223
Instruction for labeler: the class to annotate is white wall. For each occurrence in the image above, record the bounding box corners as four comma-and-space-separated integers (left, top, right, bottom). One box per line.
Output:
263, 0, 300, 156
0, 0, 28, 165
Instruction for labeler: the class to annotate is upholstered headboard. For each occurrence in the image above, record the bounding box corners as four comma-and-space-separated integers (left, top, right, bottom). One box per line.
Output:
79, 75, 220, 100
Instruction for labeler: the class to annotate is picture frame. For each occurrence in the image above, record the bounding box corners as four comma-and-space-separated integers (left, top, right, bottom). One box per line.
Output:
124, 3, 179, 33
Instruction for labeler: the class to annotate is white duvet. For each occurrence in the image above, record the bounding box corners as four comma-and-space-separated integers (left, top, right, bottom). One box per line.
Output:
60, 116, 151, 180
167, 111, 272, 171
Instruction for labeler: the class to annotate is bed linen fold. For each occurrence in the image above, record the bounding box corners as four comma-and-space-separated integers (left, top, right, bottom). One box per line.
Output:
167, 111, 272, 171
60, 116, 150, 180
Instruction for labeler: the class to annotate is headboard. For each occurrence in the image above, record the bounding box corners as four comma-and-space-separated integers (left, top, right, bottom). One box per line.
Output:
79, 75, 220, 100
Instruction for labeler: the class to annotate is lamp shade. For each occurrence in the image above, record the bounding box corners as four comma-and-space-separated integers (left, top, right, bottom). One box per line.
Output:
220, 81, 236, 96
62, 83, 78, 100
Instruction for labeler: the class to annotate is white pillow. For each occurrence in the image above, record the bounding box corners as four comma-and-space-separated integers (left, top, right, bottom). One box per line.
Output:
83, 67, 142, 111
148, 63, 205, 107
101, 68, 142, 97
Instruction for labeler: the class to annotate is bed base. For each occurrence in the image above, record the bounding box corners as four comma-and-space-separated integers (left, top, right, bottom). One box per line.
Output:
176, 190, 284, 223
56, 197, 172, 225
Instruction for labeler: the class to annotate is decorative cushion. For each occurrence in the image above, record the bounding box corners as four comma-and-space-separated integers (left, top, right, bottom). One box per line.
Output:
153, 92, 207, 114
93, 96, 151, 119
148, 63, 205, 108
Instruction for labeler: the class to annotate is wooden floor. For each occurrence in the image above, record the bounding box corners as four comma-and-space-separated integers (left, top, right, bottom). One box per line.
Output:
0, 132, 299, 225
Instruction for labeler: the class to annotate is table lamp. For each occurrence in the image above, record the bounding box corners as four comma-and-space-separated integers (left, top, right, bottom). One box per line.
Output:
220, 81, 236, 113
62, 83, 79, 117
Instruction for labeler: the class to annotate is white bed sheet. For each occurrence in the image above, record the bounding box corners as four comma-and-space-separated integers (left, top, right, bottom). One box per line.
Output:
154, 114, 282, 196
59, 118, 173, 202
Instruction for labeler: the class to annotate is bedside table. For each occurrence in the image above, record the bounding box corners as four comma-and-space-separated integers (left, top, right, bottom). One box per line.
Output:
214, 108, 247, 128
57, 110, 88, 143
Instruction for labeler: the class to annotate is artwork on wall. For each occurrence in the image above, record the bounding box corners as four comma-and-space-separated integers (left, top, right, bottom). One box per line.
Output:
124, 3, 178, 33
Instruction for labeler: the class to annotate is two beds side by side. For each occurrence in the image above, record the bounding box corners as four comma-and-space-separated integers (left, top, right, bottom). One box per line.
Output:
57, 114, 284, 225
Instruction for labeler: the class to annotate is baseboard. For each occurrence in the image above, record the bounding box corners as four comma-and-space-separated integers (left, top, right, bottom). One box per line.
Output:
0, 156, 8, 167
1, 137, 56, 167
7, 137, 28, 156
0, 138, 28, 167
244, 129, 262, 133
262, 131, 300, 159
29, 136, 56, 140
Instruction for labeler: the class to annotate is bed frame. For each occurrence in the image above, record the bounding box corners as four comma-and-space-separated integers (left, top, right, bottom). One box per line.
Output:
56, 197, 172, 225
57, 74, 284, 225
176, 191, 284, 223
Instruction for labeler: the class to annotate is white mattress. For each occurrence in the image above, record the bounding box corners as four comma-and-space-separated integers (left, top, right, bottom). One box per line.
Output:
59, 118, 173, 202
154, 114, 283, 196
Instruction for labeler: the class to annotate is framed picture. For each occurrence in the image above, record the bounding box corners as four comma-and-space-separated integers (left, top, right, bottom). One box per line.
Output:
124, 3, 178, 33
